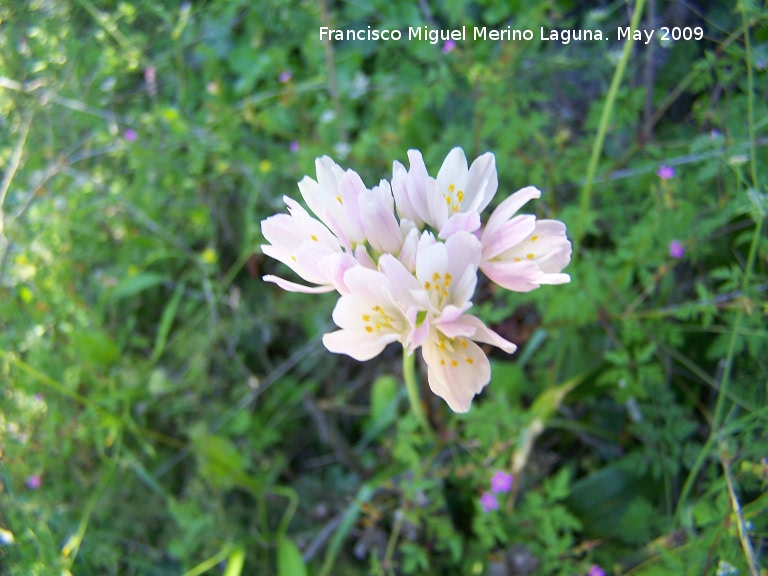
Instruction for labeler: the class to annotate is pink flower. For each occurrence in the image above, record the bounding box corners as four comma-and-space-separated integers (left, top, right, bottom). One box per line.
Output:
392, 148, 497, 239
588, 565, 606, 576
669, 239, 684, 259
657, 165, 675, 179
124, 128, 138, 142
279, 70, 292, 83
324, 232, 515, 412
260, 147, 571, 413
26, 475, 41, 490
490, 470, 514, 493
442, 39, 456, 53
479, 186, 572, 292
480, 492, 498, 512
297, 156, 368, 250
261, 197, 356, 294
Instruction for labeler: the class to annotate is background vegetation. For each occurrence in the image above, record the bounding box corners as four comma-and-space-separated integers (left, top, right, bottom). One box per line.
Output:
1, 0, 766, 574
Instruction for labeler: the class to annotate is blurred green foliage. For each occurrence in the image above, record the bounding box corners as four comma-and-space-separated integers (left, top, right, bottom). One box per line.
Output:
1, 0, 767, 575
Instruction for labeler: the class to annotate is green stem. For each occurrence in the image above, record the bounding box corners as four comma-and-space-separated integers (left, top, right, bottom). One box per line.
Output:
572, 0, 647, 262
402, 349, 430, 432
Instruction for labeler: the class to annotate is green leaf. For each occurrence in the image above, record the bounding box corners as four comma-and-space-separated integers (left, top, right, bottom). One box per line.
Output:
277, 537, 307, 576
223, 545, 246, 576
150, 282, 185, 363
110, 272, 167, 300
369, 374, 397, 427
71, 328, 119, 368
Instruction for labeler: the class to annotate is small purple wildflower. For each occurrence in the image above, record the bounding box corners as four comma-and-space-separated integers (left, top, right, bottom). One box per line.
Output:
289, 140, 299, 153
25, 475, 41, 490
124, 128, 138, 142
279, 70, 292, 83
588, 565, 606, 576
442, 39, 456, 54
480, 492, 498, 513
490, 470, 514, 494
669, 240, 685, 259
657, 165, 675, 180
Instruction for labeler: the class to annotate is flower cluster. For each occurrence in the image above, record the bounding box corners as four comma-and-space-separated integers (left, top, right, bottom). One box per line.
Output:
479, 470, 515, 512
260, 148, 571, 412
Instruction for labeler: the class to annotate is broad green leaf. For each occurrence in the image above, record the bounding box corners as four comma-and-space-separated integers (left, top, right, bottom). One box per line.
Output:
110, 272, 167, 300
277, 537, 307, 576
223, 545, 245, 576
71, 329, 119, 368
369, 374, 397, 426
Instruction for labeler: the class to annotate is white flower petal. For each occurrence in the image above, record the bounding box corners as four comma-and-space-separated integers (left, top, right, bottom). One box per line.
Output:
484, 186, 541, 239
465, 152, 498, 212
322, 329, 390, 361
422, 334, 491, 413
263, 275, 336, 294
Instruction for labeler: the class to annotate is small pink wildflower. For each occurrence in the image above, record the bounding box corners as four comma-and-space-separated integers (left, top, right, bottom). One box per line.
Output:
289, 140, 299, 153
279, 70, 292, 83
479, 492, 498, 512
656, 165, 675, 180
669, 240, 685, 259
25, 475, 41, 490
442, 39, 456, 53
588, 565, 605, 576
124, 128, 138, 142
490, 470, 514, 493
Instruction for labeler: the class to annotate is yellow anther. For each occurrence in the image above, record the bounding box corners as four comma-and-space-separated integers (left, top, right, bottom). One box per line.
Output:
444, 273, 452, 282
526, 253, 535, 259
460, 339, 467, 348
336, 195, 343, 204
440, 359, 446, 365
433, 272, 440, 281
373, 305, 381, 311
362, 315, 371, 322
530, 235, 539, 241
513, 257, 522, 262
445, 196, 451, 205
311, 235, 318, 241
466, 357, 474, 364
450, 359, 458, 367
365, 326, 373, 332
424, 282, 431, 289
290, 255, 297, 262
457, 190, 464, 202
448, 184, 455, 192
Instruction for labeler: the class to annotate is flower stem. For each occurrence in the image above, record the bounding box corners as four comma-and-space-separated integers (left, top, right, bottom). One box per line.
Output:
402, 349, 430, 432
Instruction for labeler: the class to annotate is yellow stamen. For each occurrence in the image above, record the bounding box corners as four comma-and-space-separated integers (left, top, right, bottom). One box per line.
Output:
526, 253, 535, 259
450, 359, 458, 367
530, 235, 539, 241
310, 235, 318, 241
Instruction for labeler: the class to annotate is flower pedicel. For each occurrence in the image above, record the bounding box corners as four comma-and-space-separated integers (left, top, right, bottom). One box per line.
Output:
260, 148, 572, 413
